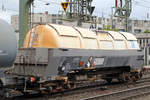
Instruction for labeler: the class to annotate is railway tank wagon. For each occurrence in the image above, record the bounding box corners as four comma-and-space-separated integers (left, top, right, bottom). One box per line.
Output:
10, 24, 143, 83
6, 24, 143, 95
0, 19, 17, 95
0, 19, 17, 68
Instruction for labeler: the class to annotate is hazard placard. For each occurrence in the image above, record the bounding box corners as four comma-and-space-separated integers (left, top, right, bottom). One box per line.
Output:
61, 2, 69, 12
88, 6, 95, 15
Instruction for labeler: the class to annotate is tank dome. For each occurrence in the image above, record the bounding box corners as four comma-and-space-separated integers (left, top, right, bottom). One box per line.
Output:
0, 19, 17, 68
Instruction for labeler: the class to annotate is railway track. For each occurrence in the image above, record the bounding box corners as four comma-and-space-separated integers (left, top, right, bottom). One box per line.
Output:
2, 73, 150, 100
11, 74, 150, 100
82, 84, 150, 100
80, 75, 150, 100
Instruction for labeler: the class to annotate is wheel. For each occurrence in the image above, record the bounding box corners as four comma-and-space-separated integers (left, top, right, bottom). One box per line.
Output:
106, 78, 112, 83
139, 72, 143, 78
118, 78, 125, 83
0, 80, 3, 90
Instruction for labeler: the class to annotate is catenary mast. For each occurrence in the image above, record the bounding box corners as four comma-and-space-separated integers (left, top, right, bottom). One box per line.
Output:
114, 0, 132, 32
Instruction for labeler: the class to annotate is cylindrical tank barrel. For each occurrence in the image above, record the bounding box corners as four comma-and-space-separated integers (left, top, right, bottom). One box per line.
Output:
0, 19, 17, 68
24, 24, 139, 50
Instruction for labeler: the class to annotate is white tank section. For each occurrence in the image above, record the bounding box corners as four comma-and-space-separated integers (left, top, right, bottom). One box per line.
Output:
24, 24, 140, 50
120, 32, 140, 49
0, 19, 17, 68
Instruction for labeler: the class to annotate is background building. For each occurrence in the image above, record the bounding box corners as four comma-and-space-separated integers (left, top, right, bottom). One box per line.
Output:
136, 33, 150, 65
11, 13, 150, 34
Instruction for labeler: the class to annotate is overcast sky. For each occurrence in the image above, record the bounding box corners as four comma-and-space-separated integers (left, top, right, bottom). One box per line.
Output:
0, 0, 150, 22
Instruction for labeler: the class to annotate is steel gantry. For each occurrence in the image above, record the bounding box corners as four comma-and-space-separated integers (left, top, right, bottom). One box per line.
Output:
114, 0, 132, 32
19, 0, 34, 48
60, 0, 96, 27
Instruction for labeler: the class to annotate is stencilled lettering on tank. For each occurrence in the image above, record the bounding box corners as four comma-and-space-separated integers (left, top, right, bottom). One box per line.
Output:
94, 58, 105, 65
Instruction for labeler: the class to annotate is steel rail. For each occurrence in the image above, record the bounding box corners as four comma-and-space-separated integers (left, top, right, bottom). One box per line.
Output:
82, 84, 150, 100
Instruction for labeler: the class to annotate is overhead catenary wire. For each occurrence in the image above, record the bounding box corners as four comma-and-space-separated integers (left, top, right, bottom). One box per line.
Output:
132, 0, 150, 9
135, 0, 150, 4
6, 8, 18, 12
1, 0, 18, 12
131, 0, 150, 20
1, 0, 150, 20
37, 0, 60, 5
33, 0, 62, 14
0, 0, 61, 13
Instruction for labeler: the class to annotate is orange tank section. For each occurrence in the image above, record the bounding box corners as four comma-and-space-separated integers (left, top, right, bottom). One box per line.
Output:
24, 25, 59, 48
24, 24, 86, 49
